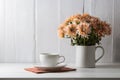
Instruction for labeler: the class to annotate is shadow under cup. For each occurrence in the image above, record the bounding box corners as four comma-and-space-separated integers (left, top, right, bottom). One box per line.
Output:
39, 53, 65, 67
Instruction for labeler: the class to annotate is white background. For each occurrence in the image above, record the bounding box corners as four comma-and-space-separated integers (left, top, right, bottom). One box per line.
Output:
0, 0, 118, 63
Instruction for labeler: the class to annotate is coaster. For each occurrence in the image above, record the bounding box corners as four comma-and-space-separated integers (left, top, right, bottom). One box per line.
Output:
24, 67, 76, 74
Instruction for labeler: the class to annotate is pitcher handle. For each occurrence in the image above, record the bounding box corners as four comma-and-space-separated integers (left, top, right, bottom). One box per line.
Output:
95, 46, 104, 63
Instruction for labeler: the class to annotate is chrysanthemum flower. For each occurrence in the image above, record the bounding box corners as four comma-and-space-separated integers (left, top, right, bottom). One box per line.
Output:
58, 24, 65, 38
64, 24, 77, 37
77, 22, 91, 37
58, 29, 64, 38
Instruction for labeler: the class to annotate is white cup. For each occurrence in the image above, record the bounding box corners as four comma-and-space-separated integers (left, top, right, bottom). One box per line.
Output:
39, 53, 65, 67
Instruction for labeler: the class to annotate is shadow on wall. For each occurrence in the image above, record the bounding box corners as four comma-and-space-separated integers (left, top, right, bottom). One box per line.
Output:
113, 35, 120, 62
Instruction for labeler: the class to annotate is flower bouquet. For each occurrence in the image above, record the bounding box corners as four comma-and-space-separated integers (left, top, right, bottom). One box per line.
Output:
58, 14, 111, 46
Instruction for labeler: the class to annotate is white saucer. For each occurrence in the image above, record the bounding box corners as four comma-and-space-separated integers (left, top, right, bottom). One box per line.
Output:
35, 63, 66, 71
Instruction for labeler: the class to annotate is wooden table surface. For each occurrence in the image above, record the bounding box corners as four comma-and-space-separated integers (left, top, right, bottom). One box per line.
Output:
0, 63, 120, 78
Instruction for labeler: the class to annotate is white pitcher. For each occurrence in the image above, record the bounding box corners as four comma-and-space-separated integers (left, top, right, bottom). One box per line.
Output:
76, 45, 104, 68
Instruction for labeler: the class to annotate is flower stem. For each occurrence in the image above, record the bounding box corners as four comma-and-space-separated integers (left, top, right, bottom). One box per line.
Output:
84, 38, 85, 45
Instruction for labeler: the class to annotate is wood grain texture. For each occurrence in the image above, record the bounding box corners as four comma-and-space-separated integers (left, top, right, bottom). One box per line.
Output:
15, 0, 35, 62
113, 0, 120, 62
0, 0, 35, 62
4, 0, 16, 62
0, 63, 120, 78
0, 0, 5, 62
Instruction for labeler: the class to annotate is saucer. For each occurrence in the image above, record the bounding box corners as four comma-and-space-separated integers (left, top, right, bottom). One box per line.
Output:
35, 63, 66, 71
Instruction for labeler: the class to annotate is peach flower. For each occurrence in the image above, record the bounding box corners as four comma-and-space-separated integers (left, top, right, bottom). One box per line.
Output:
58, 29, 64, 38
58, 24, 65, 38
65, 14, 81, 25
77, 22, 91, 37
64, 24, 77, 37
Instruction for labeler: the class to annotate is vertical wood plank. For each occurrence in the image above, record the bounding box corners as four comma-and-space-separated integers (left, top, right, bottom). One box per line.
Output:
59, 0, 83, 63
88, 0, 114, 63
0, 0, 5, 62
15, 0, 35, 62
36, 0, 59, 62
113, 0, 120, 62
0, 0, 35, 62
84, 0, 92, 14
4, 0, 16, 62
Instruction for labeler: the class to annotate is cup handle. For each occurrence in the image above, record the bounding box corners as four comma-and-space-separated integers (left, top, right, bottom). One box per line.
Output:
95, 46, 104, 63
57, 56, 65, 64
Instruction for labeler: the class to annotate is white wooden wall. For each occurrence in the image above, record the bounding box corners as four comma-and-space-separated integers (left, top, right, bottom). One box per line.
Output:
0, 0, 119, 63
113, 0, 120, 62
0, 0, 35, 62
36, 0, 59, 62
36, 0, 84, 63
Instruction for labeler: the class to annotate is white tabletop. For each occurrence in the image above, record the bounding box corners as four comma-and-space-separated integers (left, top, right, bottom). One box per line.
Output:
0, 63, 120, 78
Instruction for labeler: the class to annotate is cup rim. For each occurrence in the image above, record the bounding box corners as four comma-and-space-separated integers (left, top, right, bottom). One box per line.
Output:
40, 53, 59, 56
